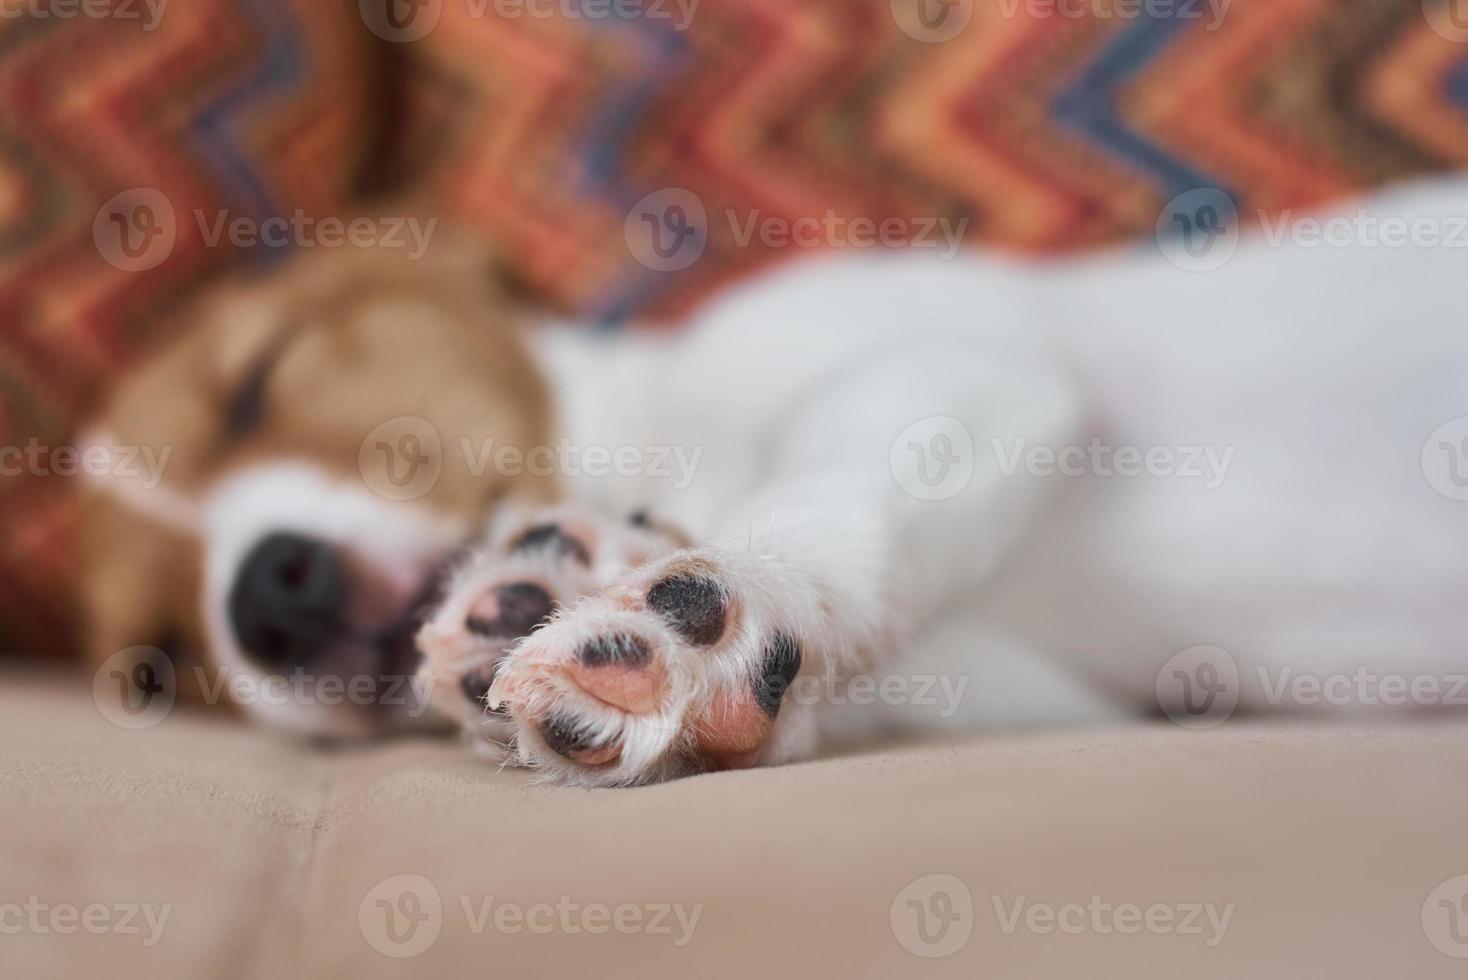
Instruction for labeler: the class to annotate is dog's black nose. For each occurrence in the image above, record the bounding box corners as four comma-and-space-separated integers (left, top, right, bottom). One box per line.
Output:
228, 533, 346, 667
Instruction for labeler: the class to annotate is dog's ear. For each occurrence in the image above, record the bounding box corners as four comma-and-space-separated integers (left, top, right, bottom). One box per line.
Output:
77, 484, 214, 707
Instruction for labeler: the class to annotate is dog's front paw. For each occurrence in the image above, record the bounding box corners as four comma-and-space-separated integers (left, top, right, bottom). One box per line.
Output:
415, 505, 680, 747
487, 550, 814, 786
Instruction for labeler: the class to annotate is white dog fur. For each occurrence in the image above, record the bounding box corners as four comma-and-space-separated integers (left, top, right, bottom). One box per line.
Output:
205, 176, 1468, 782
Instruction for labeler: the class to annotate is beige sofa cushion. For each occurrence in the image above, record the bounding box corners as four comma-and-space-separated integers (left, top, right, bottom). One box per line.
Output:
3, 670, 1464, 978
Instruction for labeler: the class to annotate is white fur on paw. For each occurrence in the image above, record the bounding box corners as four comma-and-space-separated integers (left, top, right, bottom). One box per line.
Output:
488, 550, 816, 787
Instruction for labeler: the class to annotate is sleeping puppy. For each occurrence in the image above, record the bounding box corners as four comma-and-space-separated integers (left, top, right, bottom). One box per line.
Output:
81, 229, 1071, 770
84, 179, 1468, 783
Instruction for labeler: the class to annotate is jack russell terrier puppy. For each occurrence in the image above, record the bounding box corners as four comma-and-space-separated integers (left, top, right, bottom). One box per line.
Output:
81, 179, 1468, 786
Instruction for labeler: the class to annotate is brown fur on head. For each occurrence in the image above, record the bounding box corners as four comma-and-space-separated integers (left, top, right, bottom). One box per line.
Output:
80, 234, 555, 736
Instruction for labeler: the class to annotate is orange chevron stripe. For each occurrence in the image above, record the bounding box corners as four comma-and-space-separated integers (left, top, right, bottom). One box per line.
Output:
1132, 0, 1357, 213
693, 1, 878, 219
34, 5, 256, 368
258, 2, 375, 207
1, 6, 227, 379
878, 9, 1088, 247
439, 12, 634, 307
950, 11, 1154, 248
1366, 19, 1468, 166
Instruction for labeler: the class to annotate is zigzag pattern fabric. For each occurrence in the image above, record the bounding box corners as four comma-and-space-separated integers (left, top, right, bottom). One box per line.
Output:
0, 0, 371, 652
2, 0, 1467, 654
411, 0, 1468, 319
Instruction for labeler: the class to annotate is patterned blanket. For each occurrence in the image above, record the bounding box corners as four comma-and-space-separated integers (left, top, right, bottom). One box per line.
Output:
2, 0, 1466, 654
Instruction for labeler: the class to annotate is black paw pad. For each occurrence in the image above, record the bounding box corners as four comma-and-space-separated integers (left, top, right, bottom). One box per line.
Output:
511, 524, 591, 566
460, 662, 506, 714
579, 633, 652, 668
646, 575, 727, 646
753, 634, 802, 717
466, 583, 554, 638
538, 714, 604, 760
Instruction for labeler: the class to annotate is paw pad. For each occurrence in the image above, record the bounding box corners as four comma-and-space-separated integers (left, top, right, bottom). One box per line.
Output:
539, 714, 620, 766
465, 582, 554, 638
753, 634, 802, 717
579, 633, 653, 667
459, 661, 505, 713
646, 574, 727, 645
511, 524, 591, 566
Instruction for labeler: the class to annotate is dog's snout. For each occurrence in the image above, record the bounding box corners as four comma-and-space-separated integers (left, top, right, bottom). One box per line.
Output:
228, 532, 345, 667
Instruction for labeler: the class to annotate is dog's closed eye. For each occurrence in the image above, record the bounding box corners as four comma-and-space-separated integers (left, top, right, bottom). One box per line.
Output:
221, 327, 297, 441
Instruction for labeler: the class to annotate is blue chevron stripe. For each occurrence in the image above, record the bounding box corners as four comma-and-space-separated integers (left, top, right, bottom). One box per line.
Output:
1052, 14, 1236, 204
186, 0, 304, 266
1448, 55, 1468, 113
565, 18, 700, 323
